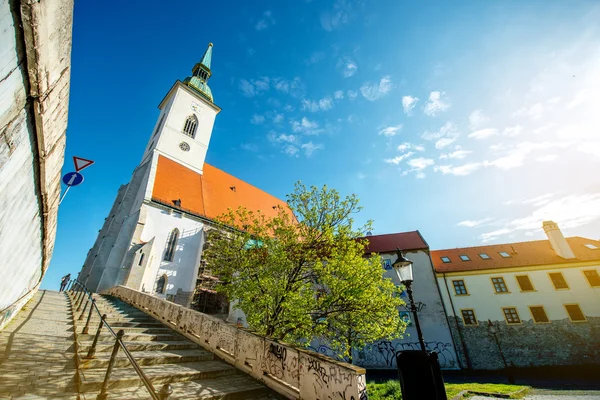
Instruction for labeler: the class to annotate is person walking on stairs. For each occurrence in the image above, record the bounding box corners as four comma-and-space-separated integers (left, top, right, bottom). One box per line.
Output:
59, 273, 71, 292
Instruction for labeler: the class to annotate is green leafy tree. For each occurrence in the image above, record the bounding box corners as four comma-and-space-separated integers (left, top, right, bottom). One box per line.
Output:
204, 182, 405, 360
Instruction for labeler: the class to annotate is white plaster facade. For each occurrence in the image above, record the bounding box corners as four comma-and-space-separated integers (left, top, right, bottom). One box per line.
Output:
0, 0, 72, 329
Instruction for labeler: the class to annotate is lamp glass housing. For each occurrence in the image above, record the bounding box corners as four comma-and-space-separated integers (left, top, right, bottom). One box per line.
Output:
392, 253, 414, 283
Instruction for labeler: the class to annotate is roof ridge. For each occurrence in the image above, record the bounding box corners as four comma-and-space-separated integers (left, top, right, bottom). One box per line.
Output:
431, 235, 600, 253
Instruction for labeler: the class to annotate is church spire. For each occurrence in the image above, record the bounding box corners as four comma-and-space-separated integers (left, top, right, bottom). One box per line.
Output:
184, 43, 214, 103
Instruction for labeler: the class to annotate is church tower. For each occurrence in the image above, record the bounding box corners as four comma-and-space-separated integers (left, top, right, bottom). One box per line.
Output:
78, 43, 286, 311
141, 43, 221, 174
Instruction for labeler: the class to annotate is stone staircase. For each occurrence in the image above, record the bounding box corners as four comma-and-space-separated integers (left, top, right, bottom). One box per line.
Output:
75, 294, 282, 399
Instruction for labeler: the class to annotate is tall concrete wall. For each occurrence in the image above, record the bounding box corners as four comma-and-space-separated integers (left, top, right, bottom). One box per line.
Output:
0, 0, 72, 329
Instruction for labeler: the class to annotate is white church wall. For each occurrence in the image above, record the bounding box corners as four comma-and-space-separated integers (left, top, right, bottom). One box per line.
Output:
139, 205, 205, 305
0, 0, 72, 328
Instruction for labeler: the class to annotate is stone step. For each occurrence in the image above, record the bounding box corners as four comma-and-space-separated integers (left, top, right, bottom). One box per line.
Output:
78, 316, 158, 325
80, 320, 163, 329
79, 360, 237, 392
79, 349, 214, 369
78, 332, 186, 343
80, 370, 271, 399
78, 340, 199, 353
102, 326, 173, 334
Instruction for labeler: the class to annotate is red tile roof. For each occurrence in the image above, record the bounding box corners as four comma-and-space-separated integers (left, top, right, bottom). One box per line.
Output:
432, 237, 600, 273
152, 155, 288, 221
362, 231, 429, 254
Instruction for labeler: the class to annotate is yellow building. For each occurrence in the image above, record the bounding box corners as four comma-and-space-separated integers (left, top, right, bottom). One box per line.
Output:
432, 221, 600, 370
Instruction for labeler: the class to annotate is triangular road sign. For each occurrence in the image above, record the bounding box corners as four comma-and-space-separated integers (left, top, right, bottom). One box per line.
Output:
73, 156, 94, 172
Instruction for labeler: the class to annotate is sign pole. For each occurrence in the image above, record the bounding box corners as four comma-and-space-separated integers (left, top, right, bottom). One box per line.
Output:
59, 186, 71, 205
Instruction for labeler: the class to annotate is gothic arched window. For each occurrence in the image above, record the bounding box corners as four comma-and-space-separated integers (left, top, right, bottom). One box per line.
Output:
163, 228, 179, 261
156, 274, 167, 294
183, 115, 198, 138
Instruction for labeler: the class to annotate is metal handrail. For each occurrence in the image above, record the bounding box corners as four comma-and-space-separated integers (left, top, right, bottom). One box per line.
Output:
68, 280, 172, 399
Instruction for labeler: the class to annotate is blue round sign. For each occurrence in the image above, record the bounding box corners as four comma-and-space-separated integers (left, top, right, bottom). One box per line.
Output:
62, 172, 84, 187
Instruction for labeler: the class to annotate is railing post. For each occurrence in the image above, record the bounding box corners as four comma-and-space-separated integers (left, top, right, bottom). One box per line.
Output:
79, 296, 91, 320
66, 280, 73, 292
85, 314, 106, 359
76, 291, 85, 309
82, 299, 96, 334
158, 384, 173, 399
96, 329, 124, 400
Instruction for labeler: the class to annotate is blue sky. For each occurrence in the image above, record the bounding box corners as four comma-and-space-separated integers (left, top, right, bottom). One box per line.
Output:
43, 0, 600, 289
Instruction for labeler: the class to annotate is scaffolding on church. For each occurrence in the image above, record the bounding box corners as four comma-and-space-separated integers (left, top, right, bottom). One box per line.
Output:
191, 260, 229, 315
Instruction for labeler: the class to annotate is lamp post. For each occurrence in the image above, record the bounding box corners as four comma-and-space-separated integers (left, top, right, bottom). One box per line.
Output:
392, 248, 426, 353
487, 319, 515, 384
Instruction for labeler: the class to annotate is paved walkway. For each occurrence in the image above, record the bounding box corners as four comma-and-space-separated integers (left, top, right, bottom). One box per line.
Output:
471, 389, 600, 399
0, 290, 79, 399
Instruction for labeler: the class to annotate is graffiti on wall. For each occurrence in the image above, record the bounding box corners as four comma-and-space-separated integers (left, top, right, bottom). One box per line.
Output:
310, 340, 458, 369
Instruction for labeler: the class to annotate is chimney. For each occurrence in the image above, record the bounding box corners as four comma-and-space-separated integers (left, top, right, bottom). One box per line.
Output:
543, 221, 576, 259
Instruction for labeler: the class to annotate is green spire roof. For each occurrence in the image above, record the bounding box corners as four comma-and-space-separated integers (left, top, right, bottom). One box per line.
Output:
184, 43, 215, 103
200, 42, 213, 70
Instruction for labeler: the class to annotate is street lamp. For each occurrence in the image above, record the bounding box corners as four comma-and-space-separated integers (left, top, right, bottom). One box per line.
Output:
392, 248, 426, 353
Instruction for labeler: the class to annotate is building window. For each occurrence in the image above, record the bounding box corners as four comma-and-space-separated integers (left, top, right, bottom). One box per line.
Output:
549, 272, 569, 290
461, 309, 478, 326
515, 275, 535, 292
529, 306, 549, 323
156, 274, 167, 294
583, 270, 600, 287
498, 251, 511, 258
183, 115, 198, 138
491, 277, 509, 293
584, 243, 598, 250
502, 307, 521, 324
479, 253, 490, 259
453, 280, 468, 295
564, 304, 586, 322
163, 228, 179, 261
459, 255, 470, 261
138, 253, 145, 266
441, 256, 451, 263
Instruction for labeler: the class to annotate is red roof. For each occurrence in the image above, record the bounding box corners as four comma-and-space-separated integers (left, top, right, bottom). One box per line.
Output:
362, 231, 429, 254
432, 237, 600, 273
152, 155, 288, 221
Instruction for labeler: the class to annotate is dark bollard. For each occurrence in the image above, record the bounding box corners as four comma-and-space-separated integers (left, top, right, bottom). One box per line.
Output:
158, 384, 173, 399
82, 299, 96, 334
96, 329, 125, 400
396, 350, 447, 400
85, 314, 106, 359
79, 297, 90, 320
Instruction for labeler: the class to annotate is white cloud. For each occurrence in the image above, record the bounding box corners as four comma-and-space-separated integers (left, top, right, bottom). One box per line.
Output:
272, 113, 284, 124
272, 77, 303, 96
284, 145, 299, 157
357, 172, 366, 180
415, 172, 426, 179
306, 51, 325, 65
422, 122, 460, 149
340, 58, 358, 78
457, 218, 494, 228
439, 150, 472, 160
485, 141, 570, 170
378, 124, 403, 137
513, 102, 544, 120
255, 10, 275, 31
469, 110, 489, 130
250, 114, 265, 125
468, 128, 498, 140
290, 117, 323, 135
414, 145, 425, 152
239, 77, 271, 97
301, 142, 324, 157
435, 162, 483, 176
302, 97, 334, 112
360, 76, 393, 101
320, 0, 355, 31
407, 157, 435, 170
347, 90, 358, 100
268, 132, 297, 144
396, 143, 425, 152
423, 91, 450, 116
402, 96, 419, 115
384, 152, 414, 165
241, 143, 259, 152
522, 193, 555, 207
480, 193, 600, 242
502, 125, 523, 137
334, 90, 344, 100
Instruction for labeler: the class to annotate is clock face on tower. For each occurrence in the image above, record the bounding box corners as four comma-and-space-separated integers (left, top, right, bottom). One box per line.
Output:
179, 142, 190, 152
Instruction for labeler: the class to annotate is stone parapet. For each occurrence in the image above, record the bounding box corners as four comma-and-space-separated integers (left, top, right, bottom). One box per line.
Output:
106, 285, 368, 400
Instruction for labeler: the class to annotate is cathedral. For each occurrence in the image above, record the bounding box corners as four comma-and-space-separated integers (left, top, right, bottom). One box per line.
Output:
78, 44, 286, 311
